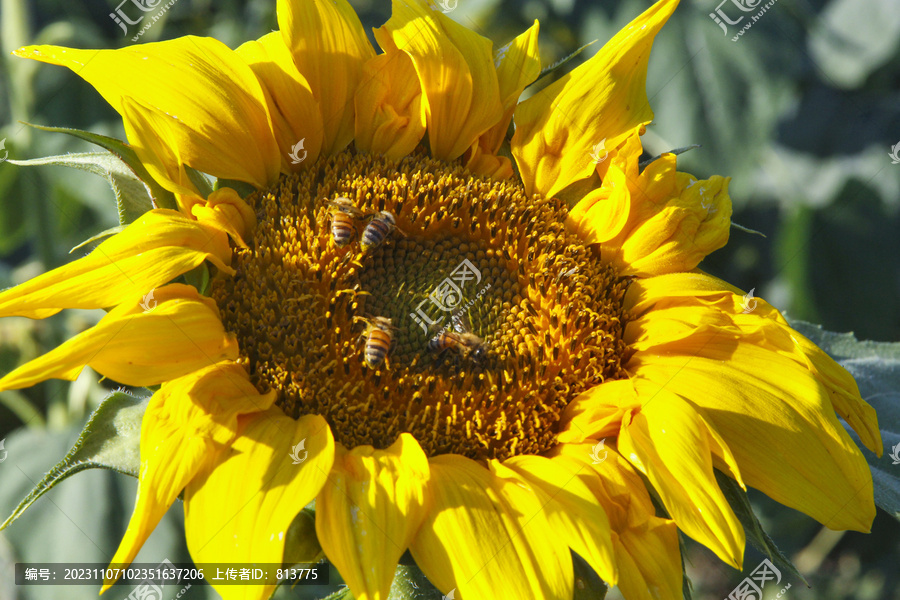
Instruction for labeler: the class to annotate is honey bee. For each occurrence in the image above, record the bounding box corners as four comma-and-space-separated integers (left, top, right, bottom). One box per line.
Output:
355, 316, 395, 369
427, 316, 488, 363
360, 211, 400, 252
325, 197, 367, 247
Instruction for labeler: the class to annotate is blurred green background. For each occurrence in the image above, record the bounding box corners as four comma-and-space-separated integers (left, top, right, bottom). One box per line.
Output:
0, 0, 899, 598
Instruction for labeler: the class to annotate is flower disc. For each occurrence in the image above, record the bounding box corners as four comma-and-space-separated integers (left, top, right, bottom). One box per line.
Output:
213, 151, 630, 460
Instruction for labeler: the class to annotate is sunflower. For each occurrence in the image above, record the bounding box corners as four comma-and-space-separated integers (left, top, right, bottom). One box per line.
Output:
1, 0, 882, 598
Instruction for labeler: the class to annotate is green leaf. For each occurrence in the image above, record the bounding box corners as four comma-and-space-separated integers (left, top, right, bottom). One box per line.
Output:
787, 320, 900, 521
0, 390, 147, 530
715, 470, 809, 585
18, 122, 177, 216
10, 152, 154, 226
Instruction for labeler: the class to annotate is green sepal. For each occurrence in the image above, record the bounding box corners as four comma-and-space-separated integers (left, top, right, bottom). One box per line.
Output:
215, 178, 257, 198
183, 262, 211, 295
731, 222, 767, 237
531, 40, 597, 87
283, 508, 323, 565
714, 469, 809, 586
17, 122, 177, 217
572, 551, 608, 600
0, 390, 147, 531
638, 144, 702, 171
185, 165, 214, 199
69, 224, 128, 254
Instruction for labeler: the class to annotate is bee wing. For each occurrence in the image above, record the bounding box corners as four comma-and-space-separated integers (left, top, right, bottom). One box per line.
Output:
451, 312, 473, 334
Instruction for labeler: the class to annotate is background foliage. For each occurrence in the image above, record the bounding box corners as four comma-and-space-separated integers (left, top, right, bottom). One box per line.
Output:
1, 0, 899, 598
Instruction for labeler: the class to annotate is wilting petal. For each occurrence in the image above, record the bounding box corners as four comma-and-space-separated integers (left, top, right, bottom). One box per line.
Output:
625, 270, 882, 454
0, 210, 231, 319
236, 31, 324, 172
511, 0, 678, 199
316, 434, 429, 600
103, 362, 275, 589
191, 187, 257, 248
278, 0, 374, 156
0, 284, 237, 390
606, 159, 733, 276
15, 38, 280, 192
410, 455, 572, 600
617, 389, 746, 568
503, 454, 617, 585
465, 20, 541, 175
554, 444, 683, 600
630, 334, 876, 532
567, 163, 632, 244
558, 379, 641, 443
355, 30, 426, 160
185, 409, 334, 600
464, 142, 514, 179
383, 0, 503, 161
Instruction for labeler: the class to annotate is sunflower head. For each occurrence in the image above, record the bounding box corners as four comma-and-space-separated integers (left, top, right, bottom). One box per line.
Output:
0, 0, 882, 599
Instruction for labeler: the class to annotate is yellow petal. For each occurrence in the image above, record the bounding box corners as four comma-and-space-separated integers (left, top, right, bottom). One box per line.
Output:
354, 30, 426, 160
511, 0, 678, 199
466, 20, 541, 171
383, 0, 504, 161
0, 284, 238, 390
316, 434, 429, 600
15, 38, 280, 192
103, 362, 275, 590
554, 444, 683, 600
503, 454, 618, 585
792, 332, 883, 456
277, 0, 375, 156
567, 163, 632, 244
630, 338, 876, 532
626, 270, 882, 454
410, 454, 572, 600
184, 409, 334, 600
463, 141, 514, 180
606, 165, 733, 276
191, 187, 257, 248
236, 31, 324, 172
0, 209, 231, 319
617, 389, 746, 568
558, 379, 641, 444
